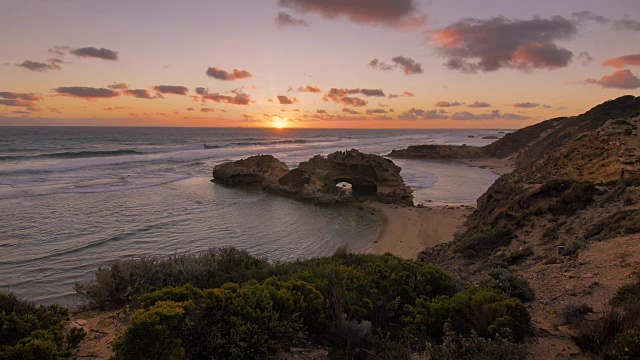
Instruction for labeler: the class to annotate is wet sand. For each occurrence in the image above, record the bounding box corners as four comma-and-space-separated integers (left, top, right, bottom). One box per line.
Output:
365, 202, 473, 259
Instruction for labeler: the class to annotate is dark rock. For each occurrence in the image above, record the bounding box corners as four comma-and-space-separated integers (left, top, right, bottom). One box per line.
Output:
212, 149, 413, 206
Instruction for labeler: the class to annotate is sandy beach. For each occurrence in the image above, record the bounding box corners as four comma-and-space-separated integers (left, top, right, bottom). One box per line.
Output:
366, 203, 474, 259
457, 157, 515, 176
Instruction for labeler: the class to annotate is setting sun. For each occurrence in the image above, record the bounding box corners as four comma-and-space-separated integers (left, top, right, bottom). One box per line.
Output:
272, 116, 287, 129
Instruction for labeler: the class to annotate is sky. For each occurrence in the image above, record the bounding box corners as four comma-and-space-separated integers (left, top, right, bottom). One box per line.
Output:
1, 0, 639, 129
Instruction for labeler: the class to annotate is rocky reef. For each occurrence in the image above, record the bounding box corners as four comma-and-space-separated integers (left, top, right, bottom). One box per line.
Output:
211, 155, 290, 187
388, 144, 488, 159
212, 149, 413, 205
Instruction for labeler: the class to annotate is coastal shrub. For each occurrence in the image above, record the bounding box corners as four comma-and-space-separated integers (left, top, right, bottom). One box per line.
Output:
545, 181, 599, 216
500, 246, 534, 265
75, 247, 272, 310
98, 249, 532, 359
422, 324, 528, 360
481, 268, 535, 302
606, 330, 640, 359
0, 292, 84, 360
585, 210, 640, 242
454, 228, 515, 256
560, 302, 593, 326
113, 280, 318, 359
402, 287, 531, 346
574, 277, 640, 358
611, 273, 640, 308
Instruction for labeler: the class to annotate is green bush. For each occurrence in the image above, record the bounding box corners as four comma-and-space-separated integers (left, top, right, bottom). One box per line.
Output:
606, 330, 640, 359
500, 247, 534, 265
402, 287, 531, 346
113, 280, 318, 359
423, 324, 528, 360
97, 249, 530, 359
0, 292, 84, 360
482, 268, 535, 302
560, 302, 593, 326
611, 274, 640, 308
75, 247, 272, 310
585, 210, 640, 242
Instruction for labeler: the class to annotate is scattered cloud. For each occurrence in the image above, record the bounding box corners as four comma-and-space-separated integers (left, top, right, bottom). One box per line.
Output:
614, 18, 640, 32
48, 46, 71, 56
450, 110, 530, 120
369, 56, 423, 75
107, 82, 129, 90
277, 11, 309, 28
513, 102, 539, 108
124, 89, 159, 99
200, 107, 216, 112
297, 85, 322, 93
368, 58, 394, 71
435, 101, 462, 107
15, 58, 64, 72
342, 107, 360, 115
603, 54, 640, 68
71, 47, 118, 60
202, 92, 252, 105
430, 16, 577, 73
584, 69, 640, 89
572, 11, 610, 25
317, 109, 327, 114
392, 56, 423, 74
468, 101, 491, 108
366, 108, 388, 114
206, 67, 253, 81
53, 86, 120, 99
277, 95, 298, 104
577, 52, 594, 66
397, 108, 449, 120
152, 85, 189, 95
388, 91, 414, 98
277, 0, 425, 28
323, 88, 385, 107
0, 92, 44, 102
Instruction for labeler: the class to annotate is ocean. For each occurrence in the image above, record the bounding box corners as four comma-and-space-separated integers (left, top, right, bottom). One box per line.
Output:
0, 127, 501, 304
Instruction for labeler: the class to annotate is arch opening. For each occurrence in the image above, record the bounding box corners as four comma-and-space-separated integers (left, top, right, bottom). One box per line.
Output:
333, 177, 378, 197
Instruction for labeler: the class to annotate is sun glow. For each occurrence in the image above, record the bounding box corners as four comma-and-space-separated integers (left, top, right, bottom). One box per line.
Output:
272, 116, 287, 129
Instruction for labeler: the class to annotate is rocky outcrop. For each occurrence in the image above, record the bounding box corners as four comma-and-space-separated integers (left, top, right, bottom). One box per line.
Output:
387, 144, 488, 159
211, 155, 289, 187
212, 149, 413, 206
417, 95, 640, 359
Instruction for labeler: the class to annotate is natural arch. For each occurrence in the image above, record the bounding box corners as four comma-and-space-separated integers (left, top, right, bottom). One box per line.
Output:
333, 177, 378, 196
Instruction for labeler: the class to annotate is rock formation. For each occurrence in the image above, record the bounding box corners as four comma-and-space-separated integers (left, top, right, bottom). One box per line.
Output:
211, 155, 289, 187
212, 149, 413, 206
388, 144, 488, 159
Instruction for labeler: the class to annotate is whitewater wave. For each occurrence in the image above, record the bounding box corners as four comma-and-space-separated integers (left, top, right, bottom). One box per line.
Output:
0, 149, 143, 161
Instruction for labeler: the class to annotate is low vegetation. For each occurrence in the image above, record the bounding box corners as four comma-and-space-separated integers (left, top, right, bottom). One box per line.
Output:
571, 274, 640, 359
76, 247, 532, 359
0, 293, 84, 359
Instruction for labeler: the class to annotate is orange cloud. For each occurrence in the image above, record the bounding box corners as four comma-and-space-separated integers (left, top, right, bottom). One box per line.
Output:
603, 54, 640, 68
584, 69, 640, 89
277, 95, 298, 104
206, 67, 253, 81
53, 87, 120, 100
430, 16, 577, 72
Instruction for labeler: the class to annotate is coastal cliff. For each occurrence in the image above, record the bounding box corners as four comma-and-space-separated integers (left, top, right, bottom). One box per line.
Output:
416, 95, 640, 358
212, 149, 414, 206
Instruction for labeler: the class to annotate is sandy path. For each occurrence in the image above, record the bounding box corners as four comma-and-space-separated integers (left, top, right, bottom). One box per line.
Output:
365, 203, 472, 259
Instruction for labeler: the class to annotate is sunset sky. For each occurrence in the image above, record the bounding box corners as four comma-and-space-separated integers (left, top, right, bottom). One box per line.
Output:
1, 0, 639, 128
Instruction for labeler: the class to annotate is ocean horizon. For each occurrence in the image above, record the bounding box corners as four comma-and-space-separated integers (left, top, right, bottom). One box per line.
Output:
0, 127, 502, 304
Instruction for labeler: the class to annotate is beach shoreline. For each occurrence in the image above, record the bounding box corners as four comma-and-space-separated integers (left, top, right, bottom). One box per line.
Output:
364, 202, 474, 259
363, 157, 513, 259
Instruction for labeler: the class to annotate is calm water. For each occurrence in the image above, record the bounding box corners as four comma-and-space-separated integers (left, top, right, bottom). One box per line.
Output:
0, 127, 502, 304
